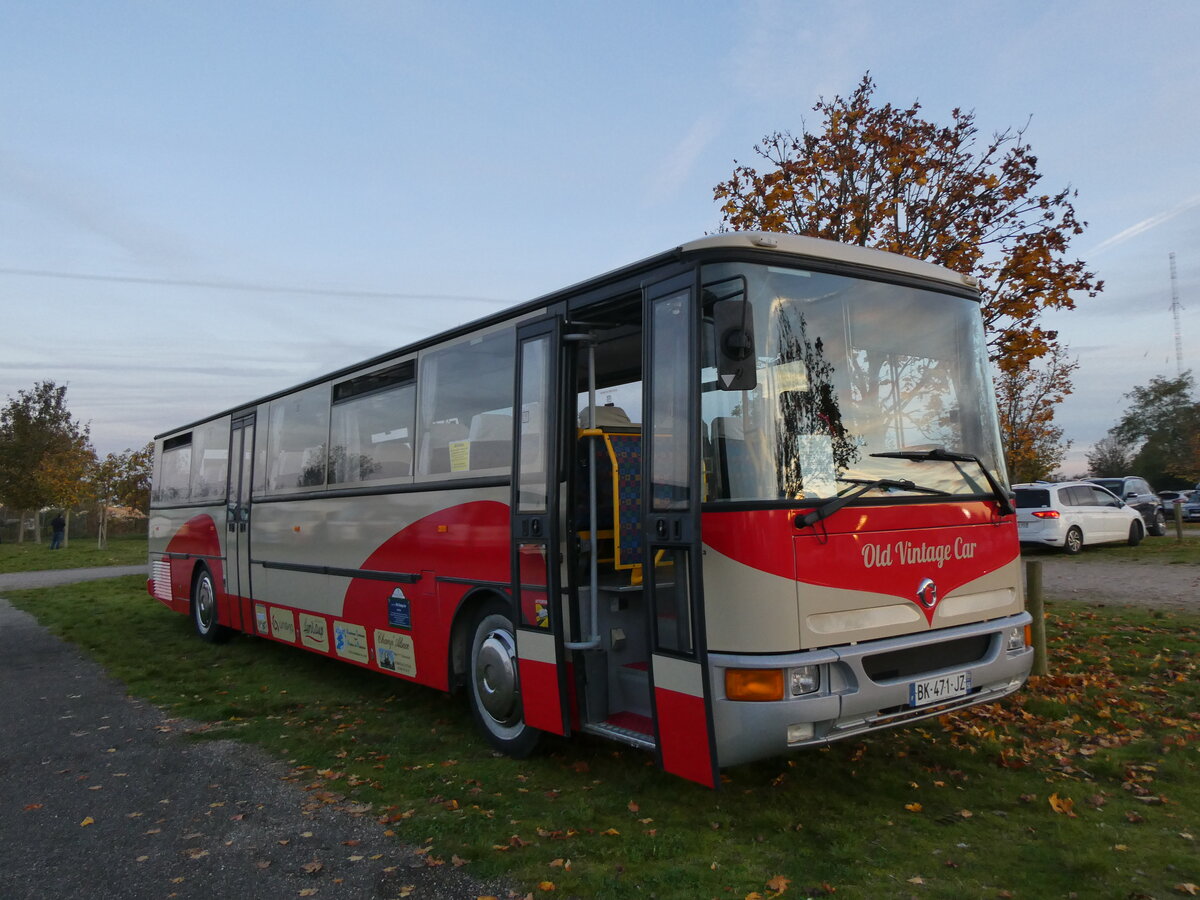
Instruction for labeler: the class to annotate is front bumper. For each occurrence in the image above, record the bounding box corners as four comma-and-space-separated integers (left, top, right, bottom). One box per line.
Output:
710, 612, 1033, 768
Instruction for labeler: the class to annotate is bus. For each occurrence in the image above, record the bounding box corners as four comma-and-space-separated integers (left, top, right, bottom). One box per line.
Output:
148, 232, 1034, 787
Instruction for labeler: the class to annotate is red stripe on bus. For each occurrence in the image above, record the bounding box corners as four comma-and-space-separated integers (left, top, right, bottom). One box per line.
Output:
518, 657, 567, 736
655, 686, 714, 787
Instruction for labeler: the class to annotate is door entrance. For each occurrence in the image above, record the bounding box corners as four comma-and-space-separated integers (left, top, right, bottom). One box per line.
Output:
560, 281, 717, 786
226, 413, 255, 628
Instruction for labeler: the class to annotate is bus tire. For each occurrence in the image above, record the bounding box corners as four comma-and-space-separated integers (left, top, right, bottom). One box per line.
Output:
192, 565, 232, 644
467, 599, 539, 758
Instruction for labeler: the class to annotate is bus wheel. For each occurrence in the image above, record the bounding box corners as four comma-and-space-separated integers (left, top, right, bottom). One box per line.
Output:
467, 600, 539, 758
192, 566, 232, 644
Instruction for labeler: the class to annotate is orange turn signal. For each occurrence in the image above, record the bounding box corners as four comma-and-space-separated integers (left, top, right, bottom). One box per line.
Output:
725, 668, 784, 702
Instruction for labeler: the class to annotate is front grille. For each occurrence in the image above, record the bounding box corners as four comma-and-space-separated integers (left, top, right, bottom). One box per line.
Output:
862, 634, 991, 682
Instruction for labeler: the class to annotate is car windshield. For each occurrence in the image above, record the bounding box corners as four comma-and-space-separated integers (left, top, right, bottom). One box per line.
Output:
700, 262, 1007, 503
1091, 479, 1123, 493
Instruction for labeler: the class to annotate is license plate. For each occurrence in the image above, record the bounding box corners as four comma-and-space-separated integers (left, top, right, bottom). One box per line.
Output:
909, 672, 971, 707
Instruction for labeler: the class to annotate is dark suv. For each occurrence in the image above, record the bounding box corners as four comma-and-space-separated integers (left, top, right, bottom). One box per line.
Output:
1087, 476, 1167, 536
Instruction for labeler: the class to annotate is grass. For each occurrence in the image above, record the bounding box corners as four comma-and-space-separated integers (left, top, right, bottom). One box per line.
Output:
0, 533, 147, 572
1022, 523, 1200, 565
4, 576, 1197, 899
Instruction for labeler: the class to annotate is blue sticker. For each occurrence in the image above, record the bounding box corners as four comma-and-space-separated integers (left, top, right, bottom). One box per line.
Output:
388, 588, 411, 629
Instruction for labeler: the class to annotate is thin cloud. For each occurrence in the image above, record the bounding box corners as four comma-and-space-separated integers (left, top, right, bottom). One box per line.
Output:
1090, 195, 1200, 255
647, 115, 722, 204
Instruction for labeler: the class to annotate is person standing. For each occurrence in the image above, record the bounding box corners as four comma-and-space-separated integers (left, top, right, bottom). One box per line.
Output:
50, 512, 66, 550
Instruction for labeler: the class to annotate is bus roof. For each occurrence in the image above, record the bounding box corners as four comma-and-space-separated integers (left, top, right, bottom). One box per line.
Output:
679, 232, 976, 289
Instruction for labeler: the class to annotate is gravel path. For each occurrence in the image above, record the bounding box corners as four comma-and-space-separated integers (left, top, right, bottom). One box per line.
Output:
0, 574, 511, 900
1029, 554, 1199, 612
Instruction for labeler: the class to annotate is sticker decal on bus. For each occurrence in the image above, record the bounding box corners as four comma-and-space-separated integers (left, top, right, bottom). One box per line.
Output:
375, 629, 416, 677
334, 621, 369, 664
388, 588, 411, 629
270, 607, 297, 643
255, 604, 269, 634
299, 613, 328, 652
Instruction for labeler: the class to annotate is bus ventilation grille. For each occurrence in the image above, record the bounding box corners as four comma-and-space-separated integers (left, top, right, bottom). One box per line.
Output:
152, 559, 172, 603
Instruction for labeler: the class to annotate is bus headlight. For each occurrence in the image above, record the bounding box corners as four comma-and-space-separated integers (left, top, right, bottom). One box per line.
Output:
1006, 626, 1026, 652
789, 665, 820, 696
724, 665, 821, 701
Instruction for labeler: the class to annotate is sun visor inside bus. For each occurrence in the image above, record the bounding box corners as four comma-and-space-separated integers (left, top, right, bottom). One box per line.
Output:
714, 298, 757, 391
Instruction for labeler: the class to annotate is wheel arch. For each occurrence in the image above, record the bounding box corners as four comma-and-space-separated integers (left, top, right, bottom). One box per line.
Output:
448, 585, 515, 694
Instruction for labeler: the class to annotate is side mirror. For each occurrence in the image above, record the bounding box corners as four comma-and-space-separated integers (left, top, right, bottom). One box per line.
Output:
714, 298, 756, 391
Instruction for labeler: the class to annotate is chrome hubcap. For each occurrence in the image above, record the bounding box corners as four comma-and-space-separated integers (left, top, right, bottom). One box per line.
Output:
474, 628, 519, 725
196, 579, 215, 631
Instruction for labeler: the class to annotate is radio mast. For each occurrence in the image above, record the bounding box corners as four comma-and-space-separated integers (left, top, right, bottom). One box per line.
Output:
1170, 253, 1184, 375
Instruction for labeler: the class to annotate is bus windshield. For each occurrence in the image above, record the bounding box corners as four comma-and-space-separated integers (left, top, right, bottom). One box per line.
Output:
700, 261, 1007, 504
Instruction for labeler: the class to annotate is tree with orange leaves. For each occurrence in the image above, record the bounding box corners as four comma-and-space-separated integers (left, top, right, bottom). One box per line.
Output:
714, 74, 1100, 478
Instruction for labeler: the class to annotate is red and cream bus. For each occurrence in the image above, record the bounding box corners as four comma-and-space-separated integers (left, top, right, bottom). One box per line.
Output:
148, 232, 1034, 787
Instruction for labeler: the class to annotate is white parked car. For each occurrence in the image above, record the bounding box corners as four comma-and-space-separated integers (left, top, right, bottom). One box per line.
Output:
1013, 482, 1145, 554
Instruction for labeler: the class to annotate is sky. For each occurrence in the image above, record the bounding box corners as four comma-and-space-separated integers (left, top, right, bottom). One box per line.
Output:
2, 0, 1198, 477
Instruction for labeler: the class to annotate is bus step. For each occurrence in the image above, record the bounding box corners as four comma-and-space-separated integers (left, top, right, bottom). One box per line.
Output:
583, 713, 656, 751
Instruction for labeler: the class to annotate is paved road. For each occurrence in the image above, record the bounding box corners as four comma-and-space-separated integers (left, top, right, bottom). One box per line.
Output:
0, 570, 510, 900
0, 563, 146, 591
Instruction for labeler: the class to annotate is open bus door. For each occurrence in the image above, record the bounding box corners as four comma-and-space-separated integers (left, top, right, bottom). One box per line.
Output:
510, 317, 571, 737
643, 277, 719, 787
226, 412, 255, 629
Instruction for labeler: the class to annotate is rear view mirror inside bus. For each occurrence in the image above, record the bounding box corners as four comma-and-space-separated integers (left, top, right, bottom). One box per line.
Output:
713, 297, 756, 391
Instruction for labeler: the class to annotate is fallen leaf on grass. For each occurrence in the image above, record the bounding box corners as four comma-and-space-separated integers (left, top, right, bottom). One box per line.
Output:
1048, 793, 1077, 817
907, 876, 925, 885
766, 874, 790, 893
904, 803, 923, 813
1174, 885, 1198, 897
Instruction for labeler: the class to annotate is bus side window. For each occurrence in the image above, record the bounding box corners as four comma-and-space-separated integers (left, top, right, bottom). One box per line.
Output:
190, 418, 231, 501
467, 412, 513, 470
265, 384, 330, 492
416, 326, 515, 478
420, 421, 469, 474
329, 381, 415, 484
156, 436, 192, 502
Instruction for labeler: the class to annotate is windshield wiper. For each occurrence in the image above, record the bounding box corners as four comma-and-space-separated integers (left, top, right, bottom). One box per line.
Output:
797, 477, 946, 528
869, 448, 1016, 516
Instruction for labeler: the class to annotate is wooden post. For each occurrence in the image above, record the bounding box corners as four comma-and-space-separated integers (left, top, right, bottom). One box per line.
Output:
1174, 502, 1184, 542
1025, 559, 1048, 676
